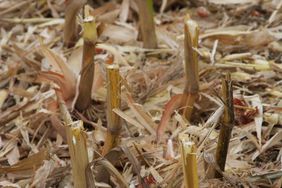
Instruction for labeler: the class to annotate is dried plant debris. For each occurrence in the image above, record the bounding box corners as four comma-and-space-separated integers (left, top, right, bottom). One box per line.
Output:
0, 0, 281, 187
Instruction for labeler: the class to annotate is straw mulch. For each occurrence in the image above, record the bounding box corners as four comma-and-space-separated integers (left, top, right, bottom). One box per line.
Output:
0, 0, 281, 187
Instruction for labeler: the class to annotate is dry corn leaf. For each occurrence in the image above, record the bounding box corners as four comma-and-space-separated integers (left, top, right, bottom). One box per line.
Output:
31, 160, 55, 187
0, 149, 49, 174
126, 94, 156, 136
252, 131, 282, 160
6, 146, 20, 166
244, 95, 263, 147
0, 89, 8, 108
0, 181, 20, 188
0, 139, 17, 159
202, 29, 276, 49
119, 0, 130, 23
208, 0, 259, 5
264, 113, 279, 139
100, 24, 137, 44
67, 46, 83, 76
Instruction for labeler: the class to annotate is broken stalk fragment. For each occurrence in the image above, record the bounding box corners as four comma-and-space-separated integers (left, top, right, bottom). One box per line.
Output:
179, 133, 199, 188
214, 73, 235, 178
58, 96, 89, 188
136, 0, 158, 49
102, 65, 121, 155
75, 12, 97, 112
182, 16, 199, 121
66, 121, 89, 188
64, 0, 87, 47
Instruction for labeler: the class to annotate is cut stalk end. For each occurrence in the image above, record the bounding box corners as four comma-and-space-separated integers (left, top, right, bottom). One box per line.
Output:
179, 133, 199, 188
66, 121, 89, 188
59, 97, 89, 188
75, 11, 97, 112
102, 64, 121, 155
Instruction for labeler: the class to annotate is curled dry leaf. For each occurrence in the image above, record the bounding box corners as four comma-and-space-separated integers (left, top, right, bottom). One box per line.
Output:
157, 94, 184, 142
37, 45, 77, 105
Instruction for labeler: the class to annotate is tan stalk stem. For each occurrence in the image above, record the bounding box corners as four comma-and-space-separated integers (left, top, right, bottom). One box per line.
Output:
182, 15, 199, 121
102, 65, 121, 155
214, 73, 235, 178
136, 0, 158, 49
75, 11, 97, 112
179, 133, 199, 188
